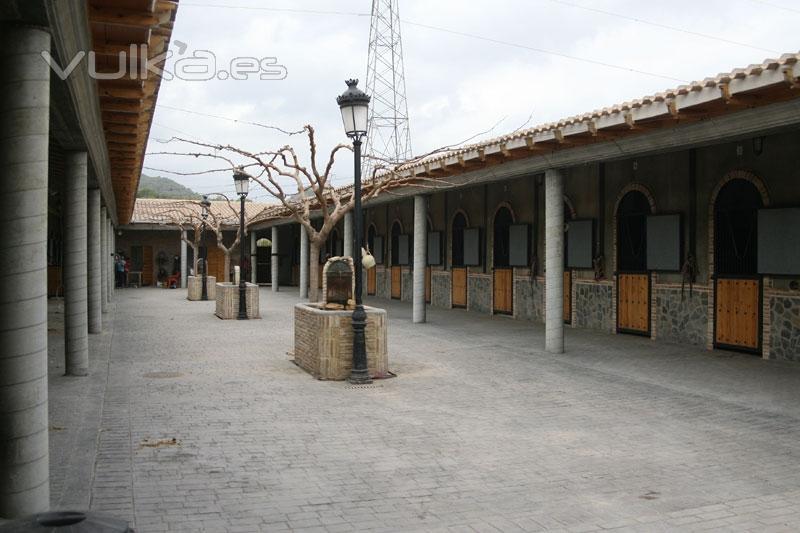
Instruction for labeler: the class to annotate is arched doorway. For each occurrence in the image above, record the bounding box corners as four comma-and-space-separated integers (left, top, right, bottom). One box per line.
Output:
492, 206, 514, 314
390, 221, 402, 299
451, 212, 468, 308
713, 178, 763, 351
366, 224, 377, 295
616, 190, 651, 335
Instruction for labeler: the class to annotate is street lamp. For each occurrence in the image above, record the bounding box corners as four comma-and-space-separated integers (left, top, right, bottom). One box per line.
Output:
337, 79, 371, 385
200, 195, 211, 301
233, 167, 250, 320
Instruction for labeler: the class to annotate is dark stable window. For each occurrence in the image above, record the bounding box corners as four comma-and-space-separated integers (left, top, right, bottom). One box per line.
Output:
451, 213, 467, 267
715, 179, 761, 276
617, 191, 649, 272
493, 207, 513, 268
367, 225, 375, 256
131, 245, 143, 271
391, 222, 402, 266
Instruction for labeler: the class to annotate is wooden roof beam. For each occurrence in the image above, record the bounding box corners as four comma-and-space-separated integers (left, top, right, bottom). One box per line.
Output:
89, 6, 162, 27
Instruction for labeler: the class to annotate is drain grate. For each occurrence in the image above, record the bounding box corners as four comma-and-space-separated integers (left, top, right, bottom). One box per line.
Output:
143, 371, 183, 379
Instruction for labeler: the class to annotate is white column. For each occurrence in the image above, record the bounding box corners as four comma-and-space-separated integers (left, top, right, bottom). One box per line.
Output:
180, 231, 188, 288
0, 25, 51, 518
100, 206, 108, 313
545, 168, 564, 354
300, 225, 309, 299
64, 152, 89, 375
87, 189, 102, 333
343, 212, 354, 259
271, 226, 279, 292
413, 195, 427, 323
250, 231, 257, 284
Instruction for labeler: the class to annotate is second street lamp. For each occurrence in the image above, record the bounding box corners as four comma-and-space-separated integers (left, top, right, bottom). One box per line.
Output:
200, 195, 211, 301
337, 79, 371, 385
233, 168, 250, 320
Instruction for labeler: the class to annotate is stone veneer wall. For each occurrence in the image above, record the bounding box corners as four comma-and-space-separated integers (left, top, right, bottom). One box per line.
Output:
468, 274, 491, 315
293, 303, 389, 380
574, 281, 613, 332
769, 293, 800, 361
513, 277, 544, 322
654, 286, 709, 346
376, 268, 389, 299
401, 269, 412, 302
431, 271, 451, 309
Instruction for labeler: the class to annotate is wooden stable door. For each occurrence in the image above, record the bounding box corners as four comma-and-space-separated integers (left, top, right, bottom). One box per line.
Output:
493, 269, 513, 314
207, 246, 225, 282
142, 245, 154, 285
452, 268, 467, 307
425, 267, 431, 303
617, 273, 649, 334
391, 266, 402, 299
715, 278, 760, 350
563, 270, 571, 323
367, 267, 377, 295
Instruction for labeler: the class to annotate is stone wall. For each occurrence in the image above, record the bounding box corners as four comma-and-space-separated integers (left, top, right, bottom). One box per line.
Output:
574, 281, 613, 332
431, 271, 451, 309
376, 267, 389, 299
514, 277, 544, 322
769, 293, 800, 361
468, 274, 491, 314
293, 303, 389, 380
401, 270, 412, 302
655, 286, 709, 346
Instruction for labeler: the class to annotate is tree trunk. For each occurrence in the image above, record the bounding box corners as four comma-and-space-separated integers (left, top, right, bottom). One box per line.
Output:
190, 243, 198, 275
223, 251, 231, 283
309, 242, 320, 302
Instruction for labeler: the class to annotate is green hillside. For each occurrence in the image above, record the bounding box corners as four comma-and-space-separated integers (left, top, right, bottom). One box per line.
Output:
137, 174, 201, 200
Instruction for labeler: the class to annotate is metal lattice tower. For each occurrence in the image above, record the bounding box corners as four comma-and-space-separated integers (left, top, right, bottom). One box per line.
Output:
364, 0, 412, 171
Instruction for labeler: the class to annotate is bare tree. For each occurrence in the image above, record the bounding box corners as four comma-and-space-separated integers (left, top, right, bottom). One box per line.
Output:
148, 122, 499, 301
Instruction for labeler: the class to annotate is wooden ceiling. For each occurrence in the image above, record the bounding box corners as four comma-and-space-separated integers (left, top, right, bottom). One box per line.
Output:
88, 0, 178, 223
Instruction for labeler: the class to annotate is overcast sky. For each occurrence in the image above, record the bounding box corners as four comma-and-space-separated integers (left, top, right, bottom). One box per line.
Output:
143, 0, 799, 202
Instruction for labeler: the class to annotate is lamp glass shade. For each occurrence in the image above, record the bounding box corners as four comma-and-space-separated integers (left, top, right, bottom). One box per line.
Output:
336, 79, 370, 137
233, 171, 249, 196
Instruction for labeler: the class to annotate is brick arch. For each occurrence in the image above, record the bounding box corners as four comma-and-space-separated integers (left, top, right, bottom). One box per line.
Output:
449, 209, 470, 268
390, 218, 404, 235
611, 183, 656, 274
449, 209, 470, 233
491, 201, 516, 228
563, 195, 577, 220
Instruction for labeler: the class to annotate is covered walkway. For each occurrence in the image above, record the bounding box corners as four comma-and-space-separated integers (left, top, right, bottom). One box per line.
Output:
40, 288, 800, 531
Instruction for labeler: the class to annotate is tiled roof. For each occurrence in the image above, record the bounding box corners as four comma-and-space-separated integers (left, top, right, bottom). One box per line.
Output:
129, 198, 278, 227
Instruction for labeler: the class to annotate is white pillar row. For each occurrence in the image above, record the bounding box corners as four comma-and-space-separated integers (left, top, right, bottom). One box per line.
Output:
87, 188, 102, 334
180, 231, 188, 288
413, 195, 427, 323
545, 168, 565, 354
250, 231, 257, 284
271, 226, 279, 292
300, 225, 309, 299
0, 25, 51, 518
343, 211, 353, 259
100, 206, 108, 313
64, 152, 90, 375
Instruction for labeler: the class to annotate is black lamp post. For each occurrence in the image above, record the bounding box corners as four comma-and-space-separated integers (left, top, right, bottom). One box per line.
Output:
200, 195, 211, 301
337, 79, 371, 385
233, 168, 250, 320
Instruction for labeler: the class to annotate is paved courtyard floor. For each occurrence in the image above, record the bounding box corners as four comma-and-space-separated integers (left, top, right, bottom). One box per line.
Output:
44, 287, 800, 532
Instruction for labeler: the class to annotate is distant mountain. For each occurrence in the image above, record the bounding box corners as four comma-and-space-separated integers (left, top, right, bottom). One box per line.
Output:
137, 174, 201, 200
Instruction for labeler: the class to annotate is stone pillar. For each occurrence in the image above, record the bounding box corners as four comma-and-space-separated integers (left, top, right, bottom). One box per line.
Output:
271, 226, 279, 292
180, 231, 188, 288
250, 231, 257, 284
343, 212, 353, 259
413, 195, 427, 323
100, 206, 108, 313
0, 25, 51, 518
300, 225, 309, 299
64, 152, 89, 375
87, 189, 101, 333
545, 168, 564, 354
